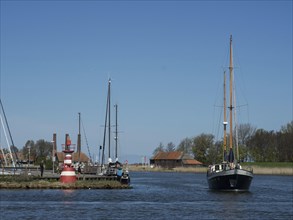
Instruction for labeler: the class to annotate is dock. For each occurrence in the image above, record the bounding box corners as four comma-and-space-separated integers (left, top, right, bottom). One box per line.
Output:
22, 169, 119, 182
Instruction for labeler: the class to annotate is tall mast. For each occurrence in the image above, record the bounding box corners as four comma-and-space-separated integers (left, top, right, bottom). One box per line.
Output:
114, 104, 118, 160
77, 112, 81, 163
234, 87, 240, 161
108, 78, 111, 160
101, 79, 110, 165
0, 99, 19, 166
228, 35, 234, 163
223, 71, 227, 162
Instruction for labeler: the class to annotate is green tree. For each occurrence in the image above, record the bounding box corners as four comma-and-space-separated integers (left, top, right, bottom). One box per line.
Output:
192, 133, 214, 164
247, 129, 277, 162
21, 139, 53, 167
236, 123, 256, 161
177, 137, 193, 155
278, 121, 293, 162
22, 140, 35, 162
206, 140, 222, 164
35, 140, 52, 158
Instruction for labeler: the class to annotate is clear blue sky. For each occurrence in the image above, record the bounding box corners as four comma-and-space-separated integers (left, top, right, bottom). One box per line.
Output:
0, 1, 292, 163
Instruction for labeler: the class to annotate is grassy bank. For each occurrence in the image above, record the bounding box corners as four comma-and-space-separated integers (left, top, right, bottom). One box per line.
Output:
242, 162, 292, 168
128, 162, 292, 175
0, 175, 131, 189
243, 162, 292, 175
128, 165, 207, 173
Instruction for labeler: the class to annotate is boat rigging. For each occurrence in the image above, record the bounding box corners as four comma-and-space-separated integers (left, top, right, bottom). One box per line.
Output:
207, 35, 253, 191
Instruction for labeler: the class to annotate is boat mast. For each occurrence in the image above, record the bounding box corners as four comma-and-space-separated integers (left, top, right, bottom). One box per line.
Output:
108, 78, 111, 161
233, 84, 240, 162
0, 99, 19, 166
77, 112, 81, 163
114, 104, 118, 160
228, 35, 234, 164
223, 71, 227, 162
0, 114, 10, 166
101, 79, 110, 165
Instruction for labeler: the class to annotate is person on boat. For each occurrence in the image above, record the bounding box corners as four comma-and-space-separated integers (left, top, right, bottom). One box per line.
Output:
229, 162, 235, 169
78, 164, 82, 174
116, 167, 123, 181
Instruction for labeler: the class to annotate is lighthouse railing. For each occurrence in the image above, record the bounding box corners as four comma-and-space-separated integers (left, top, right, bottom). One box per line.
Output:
61, 144, 76, 152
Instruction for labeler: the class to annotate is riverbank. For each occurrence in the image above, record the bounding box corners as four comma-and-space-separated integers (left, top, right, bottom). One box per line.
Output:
0, 175, 131, 189
128, 164, 293, 175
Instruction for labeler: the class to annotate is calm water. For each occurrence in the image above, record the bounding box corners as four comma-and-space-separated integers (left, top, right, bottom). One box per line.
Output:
0, 172, 292, 219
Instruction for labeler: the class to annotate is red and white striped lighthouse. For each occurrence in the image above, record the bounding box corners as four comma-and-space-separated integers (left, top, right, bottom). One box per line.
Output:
60, 134, 77, 183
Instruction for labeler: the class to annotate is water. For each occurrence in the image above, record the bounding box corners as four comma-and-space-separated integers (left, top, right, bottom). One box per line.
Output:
0, 172, 292, 219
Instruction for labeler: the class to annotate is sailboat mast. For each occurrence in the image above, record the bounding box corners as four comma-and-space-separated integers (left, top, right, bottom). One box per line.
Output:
114, 104, 118, 160
234, 90, 240, 161
77, 112, 81, 163
0, 99, 19, 166
223, 71, 227, 161
101, 80, 110, 165
229, 35, 234, 150
228, 34, 235, 164
108, 78, 111, 160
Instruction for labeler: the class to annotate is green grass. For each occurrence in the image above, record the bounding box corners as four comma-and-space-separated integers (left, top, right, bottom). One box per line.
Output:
0, 175, 131, 189
0, 175, 38, 182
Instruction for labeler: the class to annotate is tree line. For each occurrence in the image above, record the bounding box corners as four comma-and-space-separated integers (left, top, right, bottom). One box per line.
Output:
1, 139, 54, 168
152, 121, 293, 164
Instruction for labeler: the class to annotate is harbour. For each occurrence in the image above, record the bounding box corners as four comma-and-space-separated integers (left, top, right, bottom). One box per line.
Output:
0, 1, 292, 219
0, 172, 292, 219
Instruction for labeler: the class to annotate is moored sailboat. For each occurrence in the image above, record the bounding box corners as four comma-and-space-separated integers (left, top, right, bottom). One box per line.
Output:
207, 35, 253, 191
101, 79, 130, 184
0, 99, 22, 174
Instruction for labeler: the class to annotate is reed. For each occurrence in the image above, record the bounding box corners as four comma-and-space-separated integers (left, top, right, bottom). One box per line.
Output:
128, 164, 293, 175
128, 165, 207, 173
250, 166, 292, 175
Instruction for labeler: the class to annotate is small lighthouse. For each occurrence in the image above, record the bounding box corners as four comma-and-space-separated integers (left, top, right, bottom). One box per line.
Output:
60, 134, 77, 183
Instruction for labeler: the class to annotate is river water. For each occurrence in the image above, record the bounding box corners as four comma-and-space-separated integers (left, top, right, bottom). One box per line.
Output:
0, 172, 292, 219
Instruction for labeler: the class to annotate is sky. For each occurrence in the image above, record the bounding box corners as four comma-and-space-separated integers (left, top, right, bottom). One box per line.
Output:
0, 0, 292, 163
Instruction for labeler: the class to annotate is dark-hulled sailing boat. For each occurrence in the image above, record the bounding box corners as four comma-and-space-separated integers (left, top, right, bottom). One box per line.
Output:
207, 35, 253, 191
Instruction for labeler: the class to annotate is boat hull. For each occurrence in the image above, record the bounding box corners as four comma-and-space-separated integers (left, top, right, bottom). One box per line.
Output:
120, 175, 130, 185
207, 168, 253, 191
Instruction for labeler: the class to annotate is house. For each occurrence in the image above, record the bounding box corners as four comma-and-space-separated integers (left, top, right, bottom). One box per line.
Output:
150, 151, 202, 168
55, 151, 90, 164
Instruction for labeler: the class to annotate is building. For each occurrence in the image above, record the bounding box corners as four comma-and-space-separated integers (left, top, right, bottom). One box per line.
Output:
55, 151, 90, 164
150, 151, 203, 168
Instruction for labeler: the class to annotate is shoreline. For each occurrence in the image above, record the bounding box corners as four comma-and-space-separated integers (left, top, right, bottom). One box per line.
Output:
1, 165, 291, 189
0, 180, 131, 189
128, 165, 293, 175
0, 175, 131, 189
0, 180, 131, 190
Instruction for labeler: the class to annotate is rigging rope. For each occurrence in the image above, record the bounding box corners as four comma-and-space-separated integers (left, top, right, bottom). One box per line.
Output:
0, 99, 19, 166
81, 118, 92, 163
